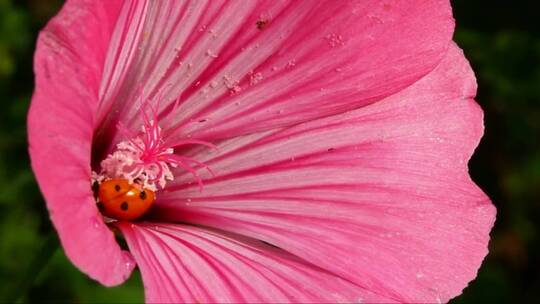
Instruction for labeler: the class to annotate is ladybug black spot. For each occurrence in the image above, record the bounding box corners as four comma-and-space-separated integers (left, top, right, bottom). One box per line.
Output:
120, 202, 129, 211
114, 184, 121, 192
139, 191, 147, 200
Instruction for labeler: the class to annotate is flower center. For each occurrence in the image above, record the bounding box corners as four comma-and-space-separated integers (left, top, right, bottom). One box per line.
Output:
92, 101, 214, 221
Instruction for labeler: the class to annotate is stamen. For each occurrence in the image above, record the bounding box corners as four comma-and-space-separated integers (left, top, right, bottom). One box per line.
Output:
94, 96, 214, 193
160, 154, 216, 177
165, 139, 218, 150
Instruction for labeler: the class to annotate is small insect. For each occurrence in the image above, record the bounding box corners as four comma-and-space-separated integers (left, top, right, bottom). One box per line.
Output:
95, 179, 155, 221
256, 19, 268, 30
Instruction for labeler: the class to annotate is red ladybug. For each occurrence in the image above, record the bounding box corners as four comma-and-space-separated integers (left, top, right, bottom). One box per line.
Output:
95, 179, 155, 221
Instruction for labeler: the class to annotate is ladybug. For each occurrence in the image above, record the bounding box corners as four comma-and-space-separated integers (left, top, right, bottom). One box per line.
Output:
94, 179, 155, 221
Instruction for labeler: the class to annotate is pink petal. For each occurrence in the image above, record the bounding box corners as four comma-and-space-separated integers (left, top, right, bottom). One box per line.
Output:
118, 222, 393, 303
28, 0, 135, 286
154, 44, 496, 303
96, 0, 454, 150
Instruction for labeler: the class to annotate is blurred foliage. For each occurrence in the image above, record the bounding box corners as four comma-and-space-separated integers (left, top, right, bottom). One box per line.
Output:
452, 1, 540, 303
0, 0, 538, 303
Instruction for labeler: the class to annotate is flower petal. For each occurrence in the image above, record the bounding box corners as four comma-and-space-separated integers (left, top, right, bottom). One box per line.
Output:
28, 0, 135, 286
155, 45, 496, 302
118, 222, 393, 303
95, 0, 454, 150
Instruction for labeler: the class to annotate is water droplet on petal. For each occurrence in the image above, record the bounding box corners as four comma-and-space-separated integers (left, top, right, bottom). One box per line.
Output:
325, 33, 345, 47
91, 217, 101, 229
125, 260, 134, 271
205, 49, 218, 58
249, 72, 263, 85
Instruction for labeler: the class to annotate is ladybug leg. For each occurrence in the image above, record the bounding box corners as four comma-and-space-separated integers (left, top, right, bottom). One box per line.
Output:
92, 181, 100, 200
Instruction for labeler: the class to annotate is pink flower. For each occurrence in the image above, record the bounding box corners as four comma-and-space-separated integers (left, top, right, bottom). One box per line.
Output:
28, 0, 495, 303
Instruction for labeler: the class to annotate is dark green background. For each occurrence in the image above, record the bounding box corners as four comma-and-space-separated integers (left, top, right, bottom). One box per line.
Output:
0, 1, 538, 302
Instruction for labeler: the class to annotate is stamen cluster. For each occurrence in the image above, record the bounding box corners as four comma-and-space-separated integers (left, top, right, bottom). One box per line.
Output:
93, 101, 214, 192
